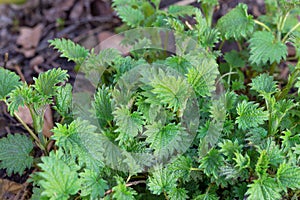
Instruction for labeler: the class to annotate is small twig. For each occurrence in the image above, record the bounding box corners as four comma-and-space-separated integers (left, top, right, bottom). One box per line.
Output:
14, 65, 26, 82
218, 40, 225, 51
254, 19, 271, 32
104, 180, 146, 195
163, 190, 169, 200
190, 167, 201, 171
3, 53, 8, 68
185, 21, 194, 30
216, 71, 238, 85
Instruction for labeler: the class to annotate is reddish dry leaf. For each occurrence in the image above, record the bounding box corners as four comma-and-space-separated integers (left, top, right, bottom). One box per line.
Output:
15, 105, 54, 138
17, 24, 43, 49
15, 106, 33, 125
42, 105, 54, 138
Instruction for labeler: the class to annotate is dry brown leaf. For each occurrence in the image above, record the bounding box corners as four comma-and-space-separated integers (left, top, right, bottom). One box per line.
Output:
29, 55, 44, 68
80, 34, 99, 49
17, 24, 43, 49
20, 48, 36, 58
15, 106, 33, 125
16, 24, 43, 58
42, 105, 54, 138
0, 178, 23, 199
97, 31, 129, 54
288, 45, 296, 57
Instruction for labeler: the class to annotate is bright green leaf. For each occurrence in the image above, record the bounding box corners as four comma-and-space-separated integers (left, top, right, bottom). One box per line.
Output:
36, 151, 81, 200
53, 83, 72, 118
199, 148, 224, 179
49, 38, 89, 66
34, 68, 69, 97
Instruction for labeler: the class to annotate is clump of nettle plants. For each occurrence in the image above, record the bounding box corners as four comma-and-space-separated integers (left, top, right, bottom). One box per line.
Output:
1, 0, 300, 199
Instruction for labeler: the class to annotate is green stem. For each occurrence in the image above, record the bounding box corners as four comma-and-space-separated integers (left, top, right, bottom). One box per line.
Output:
282, 22, 300, 43
280, 11, 290, 31
14, 112, 45, 151
227, 67, 233, 87
269, 62, 277, 75
287, 56, 298, 61
28, 106, 41, 135
277, 16, 283, 41
254, 20, 271, 32
2, 100, 43, 149
126, 175, 131, 183
107, 120, 113, 128
60, 117, 65, 124
216, 71, 238, 86
265, 96, 273, 135
163, 190, 169, 200
278, 9, 291, 41
14, 112, 39, 142
190, 167, 201, 171
236, 41, 242, 52
218, 40, 225, 51
276, 61, 300, 100
205, 184, 213, 196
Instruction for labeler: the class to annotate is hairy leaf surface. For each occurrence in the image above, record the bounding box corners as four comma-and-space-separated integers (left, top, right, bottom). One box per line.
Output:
0, 134, 33, 176
276, 163, 300, 191
79, 169, 109, 199
37, 152, 81, 200
34, 68, 69, 97
49, 38, 89, 66
249, 31, 287, 65
217, 3, 254, 39
236, 101, 268, 130
0, 68, 21, 100
246, 177, 281, 200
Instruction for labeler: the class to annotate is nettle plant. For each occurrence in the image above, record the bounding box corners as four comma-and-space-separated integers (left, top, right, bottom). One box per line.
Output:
1, 0, 300, 199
